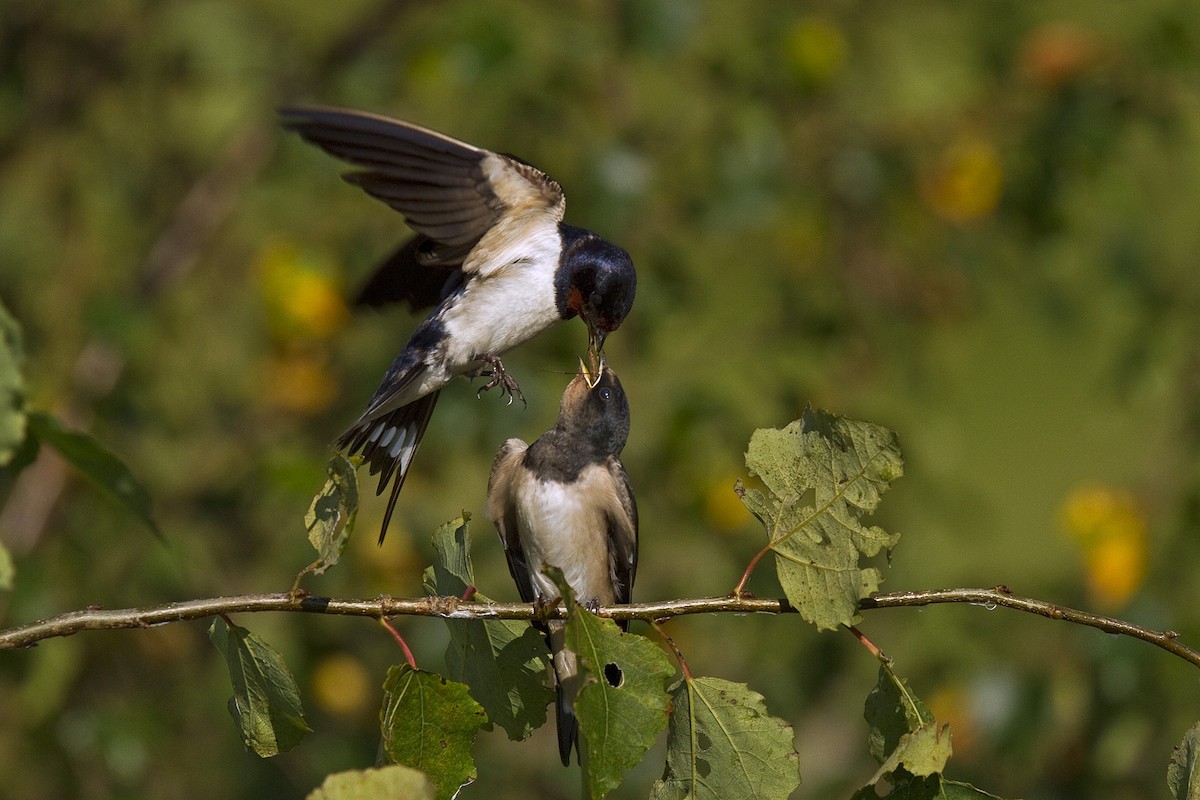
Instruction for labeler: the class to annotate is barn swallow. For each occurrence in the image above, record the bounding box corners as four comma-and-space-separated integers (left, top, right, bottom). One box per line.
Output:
485, 358, 637, 766
280, 107, 637, 543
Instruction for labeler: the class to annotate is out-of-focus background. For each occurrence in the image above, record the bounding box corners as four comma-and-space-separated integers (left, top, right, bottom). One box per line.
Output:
2, 2, 1199, 798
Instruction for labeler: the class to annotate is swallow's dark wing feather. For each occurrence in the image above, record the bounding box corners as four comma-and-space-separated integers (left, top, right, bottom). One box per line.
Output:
353, 236, 468, 310
486, 439, 539, 604
280, 107, 565, 284
605, 457, 639, 630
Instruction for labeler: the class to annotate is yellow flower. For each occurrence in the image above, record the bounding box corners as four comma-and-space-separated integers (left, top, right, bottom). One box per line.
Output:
1060, 485, 1147, 610
263, 350, 340, 415
784, 17, 847, 85
257, 240, 349, 341
705, 476, 751, 533
311, 653, 372, 719
921, 136, 1004, 223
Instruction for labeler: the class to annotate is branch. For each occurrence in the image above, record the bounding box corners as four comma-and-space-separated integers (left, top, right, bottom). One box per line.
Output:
1, 587, 1197, 673
859, 586, 1200, 670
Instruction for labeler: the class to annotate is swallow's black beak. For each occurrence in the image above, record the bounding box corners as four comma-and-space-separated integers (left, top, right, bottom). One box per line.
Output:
587, 324, 606, 376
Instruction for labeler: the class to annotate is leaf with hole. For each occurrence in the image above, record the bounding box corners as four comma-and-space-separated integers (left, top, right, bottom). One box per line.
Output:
305, 453, 358, 573
740, 408, 902, 630
651, 676, 800, 800
556, 575, 673, 800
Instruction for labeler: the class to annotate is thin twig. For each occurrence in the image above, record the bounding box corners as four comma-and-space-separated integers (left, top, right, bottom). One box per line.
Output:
1, 587, 1197, 673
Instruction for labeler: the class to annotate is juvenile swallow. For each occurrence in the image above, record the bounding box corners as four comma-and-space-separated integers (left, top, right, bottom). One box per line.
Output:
485, 358, 637, 766
280, 107, 637, 543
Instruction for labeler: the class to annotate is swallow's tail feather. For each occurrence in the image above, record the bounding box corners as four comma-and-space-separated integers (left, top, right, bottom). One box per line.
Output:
556, 682, 579, 767
337, 390, 441, 544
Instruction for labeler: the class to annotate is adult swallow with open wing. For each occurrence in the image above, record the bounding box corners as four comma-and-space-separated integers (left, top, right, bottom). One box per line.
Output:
485, 358, 637, 765
280, 107, 636, 543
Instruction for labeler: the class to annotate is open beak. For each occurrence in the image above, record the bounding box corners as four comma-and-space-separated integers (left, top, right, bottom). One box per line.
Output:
586, 325, 607, 378
578, 356, 602, 389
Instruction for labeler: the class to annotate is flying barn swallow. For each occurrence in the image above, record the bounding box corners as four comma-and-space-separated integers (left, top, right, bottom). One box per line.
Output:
280, 107, 637, 543
485, 359, 637, 766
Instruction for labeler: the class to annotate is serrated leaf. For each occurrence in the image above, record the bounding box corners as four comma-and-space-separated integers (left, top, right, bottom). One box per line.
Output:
305, 453, 358, 573
421, 515, 552, 740
380, 665, 488, 800
0, 299, 25, 467
306, 765, 436, 800
741, 408, 903, 631
27, 411, 160, 537
851, 772, 1011, 800
863, 664, 951, 783
563, 594, 673, 800
0, 540, 13, 590
1170, 722, 1200, 800
209, 617, 311, 757
651, 676, 801, 800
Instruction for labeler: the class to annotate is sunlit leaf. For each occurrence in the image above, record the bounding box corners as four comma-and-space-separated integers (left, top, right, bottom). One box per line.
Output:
306, 765, 436, 800
380, 665, 488, 800
1169, 722, 1200, 800
0, 299, 25, 467
864, 663, 951, 783
209, 617, 311, 757
740, 408, 903, 630
651, 676, 801, 800
422, 514, 552, 740
27, 412, 160, 537
305, 453, 358, 573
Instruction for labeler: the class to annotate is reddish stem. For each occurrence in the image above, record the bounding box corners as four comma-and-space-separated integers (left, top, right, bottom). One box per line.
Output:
846, 624, 884, 660
652, 620, 693, 681
733, 543, 772, 596
379, 617, 417, 669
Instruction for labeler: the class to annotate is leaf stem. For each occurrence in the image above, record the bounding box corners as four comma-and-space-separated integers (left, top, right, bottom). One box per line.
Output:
652, 621, 693, 681
378, 617, 417, 669
846, 624, 884, 661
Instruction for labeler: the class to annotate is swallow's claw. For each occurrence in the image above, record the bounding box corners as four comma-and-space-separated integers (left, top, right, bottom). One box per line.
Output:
473, 354, 527, 407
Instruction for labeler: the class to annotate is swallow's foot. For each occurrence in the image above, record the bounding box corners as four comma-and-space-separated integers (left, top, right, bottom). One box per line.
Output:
473, 354, 526, 407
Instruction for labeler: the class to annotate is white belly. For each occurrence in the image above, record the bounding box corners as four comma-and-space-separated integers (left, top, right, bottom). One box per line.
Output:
513, 476, 614, 605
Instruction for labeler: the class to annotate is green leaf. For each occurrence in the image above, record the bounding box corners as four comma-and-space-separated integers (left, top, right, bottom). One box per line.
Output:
306, 765, 436, 800
0, 540, 13, 590
422, 515, 553, 740
740, 408, 903, 630
863, 663, 951, 783
208, 617, 311, 757
850, 772, 1010, 799
559, 581, 673, 800
380, 665, 488, 800
1170, 722, 1200, 800
0, 298, 24, 467
651, 676, 801, 800
305, 453, 358, 573
27, 411, 160, 537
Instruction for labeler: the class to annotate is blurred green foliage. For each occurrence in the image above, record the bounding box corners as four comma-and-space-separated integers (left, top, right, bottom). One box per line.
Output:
2, 1, 1200, 798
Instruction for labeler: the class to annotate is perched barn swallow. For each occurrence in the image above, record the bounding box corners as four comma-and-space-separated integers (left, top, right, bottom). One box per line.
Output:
485, 359, 637, 766
280, 107, 637, 543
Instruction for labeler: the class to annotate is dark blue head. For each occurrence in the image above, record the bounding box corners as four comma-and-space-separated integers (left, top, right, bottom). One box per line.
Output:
555, 225, 637, 353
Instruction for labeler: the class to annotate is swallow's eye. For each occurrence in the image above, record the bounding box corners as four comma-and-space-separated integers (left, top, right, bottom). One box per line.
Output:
599, 387, 612, 401
589, 290, 602, 308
